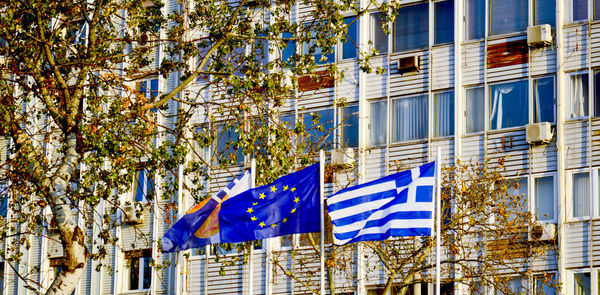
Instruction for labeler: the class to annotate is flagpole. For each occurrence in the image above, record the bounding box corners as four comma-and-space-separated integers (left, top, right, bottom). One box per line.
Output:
319, 149, 325, 295
435, 147, 441, 295
248, 158, 256, 295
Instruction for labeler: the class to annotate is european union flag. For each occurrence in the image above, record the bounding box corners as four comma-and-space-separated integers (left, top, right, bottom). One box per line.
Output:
218, 163, 321, 243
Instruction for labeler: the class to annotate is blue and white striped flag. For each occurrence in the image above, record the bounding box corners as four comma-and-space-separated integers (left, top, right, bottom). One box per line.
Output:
327, 162, 436, 245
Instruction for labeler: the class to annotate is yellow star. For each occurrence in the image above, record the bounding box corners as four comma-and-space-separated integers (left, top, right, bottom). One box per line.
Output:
283, 185, 289, 191
294, 197, 300, 203
271, 224, 277, 228
291, 208, 296, 213
252, 202, 258, 205
270, 186, 277, 192
282, 218, 288, 223
246, 207, 254, 213
291, 187, 296, 192
251, 216, 257, 221
259, 193, 266, 200
259, 221, 265, 228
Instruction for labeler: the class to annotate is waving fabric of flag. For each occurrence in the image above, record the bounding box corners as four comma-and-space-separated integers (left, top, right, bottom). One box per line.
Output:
218, 163, 320, 243
161, 171, 251, 252
327, 162, 436, 245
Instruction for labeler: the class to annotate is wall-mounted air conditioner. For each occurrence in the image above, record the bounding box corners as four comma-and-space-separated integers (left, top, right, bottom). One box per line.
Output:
122, 203, 144, 225
526, 122, 552, 144
528, 223, 556, 241
527, 24, 552, 47
331, 148, 355, 167
396, 55, 421, 75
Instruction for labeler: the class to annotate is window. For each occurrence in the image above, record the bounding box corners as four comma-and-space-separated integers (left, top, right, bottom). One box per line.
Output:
434, 91, 455, 137
466, 0, 485, 40
533, 76, 555, 123
392, 95, 428, 142
495, 276, 524, 294
489, 80, 528, 130
341, 17, 358, 60
302, 109, 334, 148
465, 86, 484, 133
137, 78, 159, 101
490, 0, 528, 35
369, 101, 387, 146
572, 172, 590, 218
573, 0, 588, 21
215, 125, 244, 164
0, 183, 6, 217
340, 105, 359, 148
281, 32, 296, 65
573, 272, 591, 295
126, 249, 152, 291
303, 22, 335, 65
534, 176, 555, 221
596, 0, 600, 19
434, 0, 454, 44
568, 73, 589, 119
535, 0, 556, 26
506, 177, 528, 219
371, 12, 388, 54
394, 3, 429, 52
133, 169, 154, 202
594, 70, 600, 116
533, 273, 556, 295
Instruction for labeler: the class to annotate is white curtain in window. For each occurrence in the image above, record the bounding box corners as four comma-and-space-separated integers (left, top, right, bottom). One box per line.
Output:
535, 176, 554, 221
490, 84, 515, 129
572, 172, 590, 218
393, 95, 427, 141
466, 87, 484, 133
534, 77, 552, 122
370, 101, 387, 146
434, 91, 454, 137
570, 74, 589, 118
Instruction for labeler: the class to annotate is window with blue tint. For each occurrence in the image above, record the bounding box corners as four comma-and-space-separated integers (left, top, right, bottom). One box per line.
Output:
534, 76, 555, 123
595, 71, 600, 117
340, 105, 358, 148
394, 3, 429, 52
127, 250, 152, 291
134, 169, 154, 202
369, 101, 387, 146
489, 80, 528, 130
0, 192, 6, 217
303, 23, 335, 64
535, 0, 556, 26
371, 12, 388, 54
281, 32, 296, 64
342, 17, 358, 59
392, 95, 428, 142
466, 0, 485, 40
596, 0, 600, 20
434, 0, 454, 44
302, 109, 334, 148
573, 0, 588, 21
216, 126, 244, 164
490, 0, 528, 35
434, 91, 454, 137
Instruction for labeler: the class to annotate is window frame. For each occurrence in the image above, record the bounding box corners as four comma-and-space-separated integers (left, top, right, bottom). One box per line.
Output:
567, 71, 591, 120
368, 99, 388, 147
464, 85, 486, 134
488, 79, 529, 131
532, 75, 556, 124
370, 11, 389, 55
339, 16, 359, 61
531, 172, 557, 224
132, 168, 155, 203
433, 89, 455, 138
567, 168, 592, 221
393, 2, 430, 53
125, 249, 152, 292
570, 0, 589, 22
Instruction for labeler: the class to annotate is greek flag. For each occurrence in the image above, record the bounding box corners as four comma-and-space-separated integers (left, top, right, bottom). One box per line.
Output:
327, 162, 436, 245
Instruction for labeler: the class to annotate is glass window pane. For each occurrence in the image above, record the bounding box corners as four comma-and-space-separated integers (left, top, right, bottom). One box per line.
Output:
466, 87, 484, 133
535, 0, 556, 26
595, 71, 600, 116
370, 101, 387, 146
302, 109, 334, 148
216, 126, 244, 164
341, 105, 359, 148
467, 0, 485, 40
490, 0, 528, 35
573, 272, 591, 295
150, 79, 159, 99
569, 74, 589, 119
142, 257, 152, 289
534, 77, 555, 123
534, 273, 556, 295
303, 23, 335, 64
573, 0, 588, 21
572, 172, 590, 218
342, 17, 358, 59
595, 0, 600, 20
371, 12, 388, 54
489, 81, 528, 130
281, 32, 296, 64
434, 91, 454, 137
435, 0, 454, 44
535, 176, 554, 221
129, 258, 140, 290
392, 95, 428, 142
394, 3, 429, 52
507, 178, 528, 217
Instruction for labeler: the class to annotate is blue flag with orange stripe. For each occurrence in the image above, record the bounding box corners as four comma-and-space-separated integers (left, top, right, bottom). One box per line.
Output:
161, 171, 251, 252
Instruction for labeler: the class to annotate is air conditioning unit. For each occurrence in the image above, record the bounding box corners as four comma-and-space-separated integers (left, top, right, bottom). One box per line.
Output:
396, 55, 421, 75
122, 203, 144, 225
331, 148, 355, 167
528, 223, 556, 241
527, 24, 552, 47
526, 122, 553, 144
